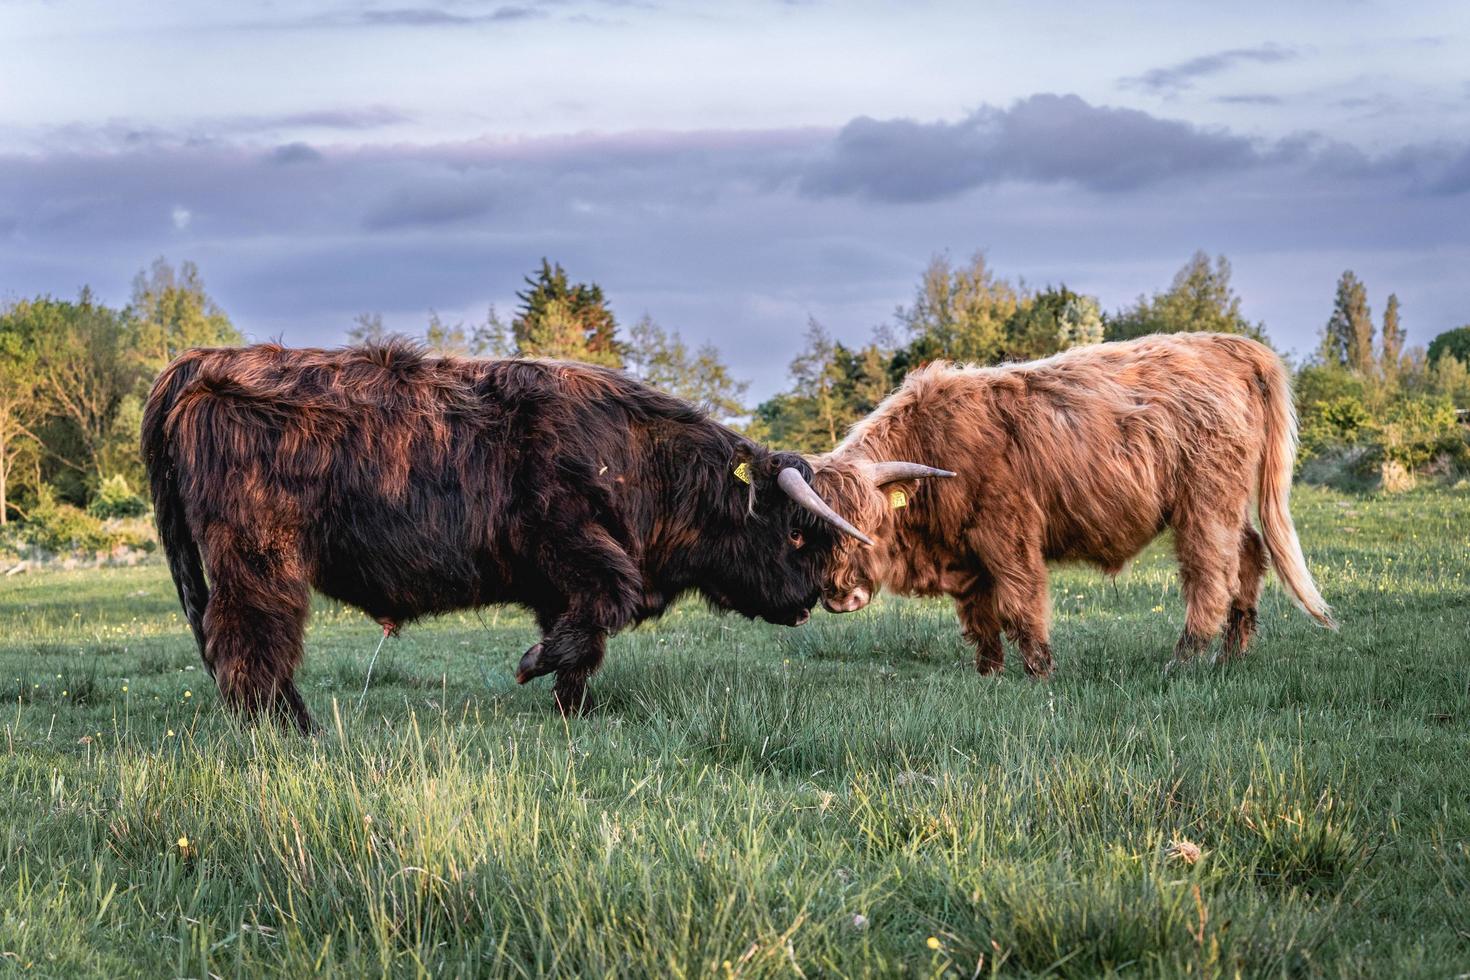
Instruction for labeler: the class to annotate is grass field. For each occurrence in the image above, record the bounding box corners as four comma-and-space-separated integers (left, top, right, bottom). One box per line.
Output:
0, 484, 1467, 977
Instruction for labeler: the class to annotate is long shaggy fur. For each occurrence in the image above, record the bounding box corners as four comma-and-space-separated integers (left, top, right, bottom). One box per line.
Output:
811, 332, 1334, 676
143, 340, 838, 728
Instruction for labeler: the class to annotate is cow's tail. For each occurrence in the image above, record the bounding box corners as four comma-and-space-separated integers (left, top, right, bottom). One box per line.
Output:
1252, 345, 1336, 628
142, 354, 210, 656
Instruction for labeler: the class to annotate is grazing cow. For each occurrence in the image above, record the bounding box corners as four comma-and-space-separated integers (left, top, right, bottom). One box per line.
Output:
142, 341, 874, 729
810, 333, 1335, 676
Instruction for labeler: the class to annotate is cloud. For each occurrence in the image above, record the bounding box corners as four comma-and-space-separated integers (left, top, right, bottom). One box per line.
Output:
1427, 146, 1470, 195
3, 110, 1468, 398
262, 106, 414, 130
171, 205, 192, 230
248, 3, 551, 31
1121, 45, 1299, 96
1215, 94, 1284, 106
799, 94, 1260, 202
364, 182, 495, 229
22, 107, 413, 155
354, 6, 544, 26
268, 142, 325, 165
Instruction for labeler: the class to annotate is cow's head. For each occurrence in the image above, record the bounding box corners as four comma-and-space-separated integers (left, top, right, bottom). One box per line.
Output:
808, 456, 956, 613
692, 451, 870, 627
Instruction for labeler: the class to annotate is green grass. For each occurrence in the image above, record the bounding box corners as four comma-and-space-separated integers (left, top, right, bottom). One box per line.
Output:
0, 484, 1467, 977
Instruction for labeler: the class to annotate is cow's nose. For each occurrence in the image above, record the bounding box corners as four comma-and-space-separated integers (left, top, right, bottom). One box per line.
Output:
822, 588, 870, 613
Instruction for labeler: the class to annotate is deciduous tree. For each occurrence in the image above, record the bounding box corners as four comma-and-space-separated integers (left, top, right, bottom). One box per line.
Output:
1321, 270, 1374, 374
1107, 252, 1265, 342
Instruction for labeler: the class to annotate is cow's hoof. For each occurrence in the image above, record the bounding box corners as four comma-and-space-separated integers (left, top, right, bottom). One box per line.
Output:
515, 643, 546, 684
553, 676, 591, 716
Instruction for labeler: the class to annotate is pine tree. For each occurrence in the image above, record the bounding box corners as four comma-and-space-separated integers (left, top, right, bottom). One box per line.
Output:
512, 259, 621, 367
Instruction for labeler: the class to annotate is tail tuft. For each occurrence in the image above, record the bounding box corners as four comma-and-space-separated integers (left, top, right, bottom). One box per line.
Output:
1253, 348, 1336, 629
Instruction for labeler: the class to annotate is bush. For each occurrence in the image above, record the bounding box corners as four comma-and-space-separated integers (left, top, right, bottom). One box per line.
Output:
22, 485, 111, 555
1296, 366, 1467, 489
1369, 395, 1464, 472
1299, 395, 1373, 461
87, 474, 149, 519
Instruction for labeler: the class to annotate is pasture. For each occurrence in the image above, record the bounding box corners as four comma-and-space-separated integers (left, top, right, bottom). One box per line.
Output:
0, 485, 1466, 977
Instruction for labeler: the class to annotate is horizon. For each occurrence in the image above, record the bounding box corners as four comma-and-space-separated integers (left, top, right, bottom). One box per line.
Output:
2, 0, 1467, 398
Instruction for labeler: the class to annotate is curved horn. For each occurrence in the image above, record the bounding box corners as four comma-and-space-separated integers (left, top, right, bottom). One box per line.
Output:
776, 467, 873, 547
860, 461, 957, 485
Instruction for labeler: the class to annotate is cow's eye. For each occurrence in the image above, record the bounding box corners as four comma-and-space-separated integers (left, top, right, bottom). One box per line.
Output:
789, 528, 805, 549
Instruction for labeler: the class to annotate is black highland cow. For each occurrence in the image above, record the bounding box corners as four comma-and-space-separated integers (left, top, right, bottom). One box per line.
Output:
142, 341, 872, 729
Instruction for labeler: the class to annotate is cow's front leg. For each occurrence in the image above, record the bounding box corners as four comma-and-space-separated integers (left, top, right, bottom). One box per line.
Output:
954, 581, 1004, 675
516, 523, 641, 713
516, 617, 607, 715
970, 522, 1053, 678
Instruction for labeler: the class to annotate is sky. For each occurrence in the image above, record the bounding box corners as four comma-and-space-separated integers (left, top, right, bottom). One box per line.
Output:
2, 0, 1468, 398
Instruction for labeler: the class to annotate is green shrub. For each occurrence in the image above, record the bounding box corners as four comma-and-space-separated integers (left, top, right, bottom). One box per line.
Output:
1369, 395, 1463, 471
1294, 363, 1369, 412
1299, 395, 1372, 461
87, 474, 149, 519
22, 485, 110, 555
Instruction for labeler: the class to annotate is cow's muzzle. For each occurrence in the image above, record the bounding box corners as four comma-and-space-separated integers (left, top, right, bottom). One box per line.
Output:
821, 588, 870, 613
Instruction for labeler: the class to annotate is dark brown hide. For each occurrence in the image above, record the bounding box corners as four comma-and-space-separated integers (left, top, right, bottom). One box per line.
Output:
143, 341, 843, 727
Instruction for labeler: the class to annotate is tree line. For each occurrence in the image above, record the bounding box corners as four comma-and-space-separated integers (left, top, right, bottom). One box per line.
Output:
1, 259, 240, 529
3, 250, 1469, 552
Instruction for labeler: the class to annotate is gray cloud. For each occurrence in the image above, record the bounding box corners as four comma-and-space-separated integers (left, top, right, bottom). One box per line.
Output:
355, 6, 544, 25
25, 107, 413, 155
268, 142, 325, 165
800, 94, 1260, 202
1122, 45, 1298, 96
1215, 94, 1284, 106
3, 108, 1468, 397
364, 182, 495, 229
244, 2, 566, 31
1427, 146, 1470, 195
263, 107, 414, 130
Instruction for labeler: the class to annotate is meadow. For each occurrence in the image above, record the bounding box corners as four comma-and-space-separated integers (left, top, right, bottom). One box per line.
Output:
0, 484, 1466, 977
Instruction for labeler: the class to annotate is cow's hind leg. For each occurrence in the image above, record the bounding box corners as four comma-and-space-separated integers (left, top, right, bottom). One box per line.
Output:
1169, 511, 1241, 669
515, 523, 641, 714
201, 530, 313, 732
1221, 525, 1268, 662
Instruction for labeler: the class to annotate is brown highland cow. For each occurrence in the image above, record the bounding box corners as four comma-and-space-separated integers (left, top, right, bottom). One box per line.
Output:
810, 333, 1335, 675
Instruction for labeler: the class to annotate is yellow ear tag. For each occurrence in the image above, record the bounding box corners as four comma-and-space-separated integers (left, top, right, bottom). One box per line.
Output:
733, 461, 752, 485
888, 488, 908, 509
